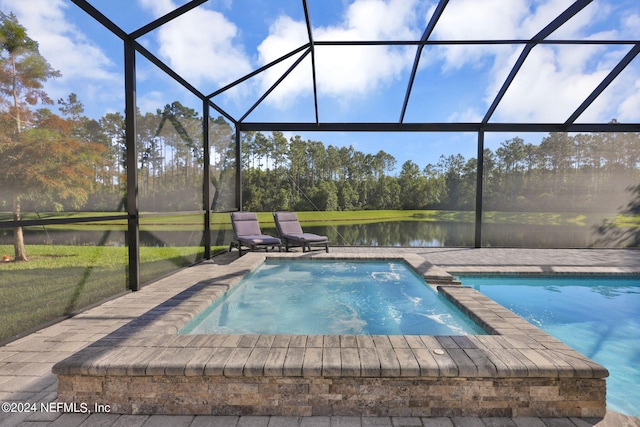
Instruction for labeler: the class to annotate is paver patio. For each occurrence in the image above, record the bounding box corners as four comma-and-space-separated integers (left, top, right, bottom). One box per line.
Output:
1, 248, 639, 426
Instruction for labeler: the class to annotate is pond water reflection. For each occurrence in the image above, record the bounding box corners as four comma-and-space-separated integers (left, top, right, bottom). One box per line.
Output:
1, 220, 633, 248
300, 221, 619, 248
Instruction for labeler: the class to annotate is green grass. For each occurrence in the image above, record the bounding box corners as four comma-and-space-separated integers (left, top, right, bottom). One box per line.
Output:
236, 210, 617, 227
0, 244, 205, 343
615, 214, 640, 228
211, 209, 614, 228
0, 245, 125, 269
210, 210, 476, 226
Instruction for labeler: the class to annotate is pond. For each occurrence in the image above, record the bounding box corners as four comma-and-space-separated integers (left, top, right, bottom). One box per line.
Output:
299, 220, 626, 248
0, 219, 632, 248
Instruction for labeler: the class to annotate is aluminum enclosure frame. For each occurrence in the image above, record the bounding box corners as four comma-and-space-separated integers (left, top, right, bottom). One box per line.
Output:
7, 0, 638, 291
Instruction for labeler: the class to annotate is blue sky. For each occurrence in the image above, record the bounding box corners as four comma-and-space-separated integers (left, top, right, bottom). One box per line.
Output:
1, 0, 639, 170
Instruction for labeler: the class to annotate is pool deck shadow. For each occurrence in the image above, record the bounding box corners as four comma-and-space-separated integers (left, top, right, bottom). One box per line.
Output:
1, 248, 639, 426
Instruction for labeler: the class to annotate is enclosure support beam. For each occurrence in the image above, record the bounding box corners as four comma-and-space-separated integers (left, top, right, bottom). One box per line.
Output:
302, 0, 319, 125
474, 130, 485, 248
203, 100, 211, 259
400, 0, 448, 123
125, 40, 140, 291
238, 122, 639, 133
235, 127, 242, 211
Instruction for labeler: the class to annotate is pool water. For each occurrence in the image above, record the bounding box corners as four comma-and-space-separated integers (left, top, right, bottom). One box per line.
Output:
181, 260, 486, 336
459, 275, 640, 417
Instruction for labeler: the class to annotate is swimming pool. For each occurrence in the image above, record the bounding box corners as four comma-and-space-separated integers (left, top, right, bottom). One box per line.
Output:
180, 260, 486, 335
458, 275, 640, 417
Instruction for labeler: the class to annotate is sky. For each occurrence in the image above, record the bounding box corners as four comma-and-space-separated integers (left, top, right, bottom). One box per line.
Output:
1, 0, 639, 171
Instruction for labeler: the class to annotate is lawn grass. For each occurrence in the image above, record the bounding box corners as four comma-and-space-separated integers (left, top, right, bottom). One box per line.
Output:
0, 245, 127, 342
615, 214, 640, 228
210, 209, 618, 228
0, 244, 205, 343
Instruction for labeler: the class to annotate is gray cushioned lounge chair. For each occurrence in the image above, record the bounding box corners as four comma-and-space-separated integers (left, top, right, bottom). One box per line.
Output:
273, 212, 329, 253
229, 212, 281, 257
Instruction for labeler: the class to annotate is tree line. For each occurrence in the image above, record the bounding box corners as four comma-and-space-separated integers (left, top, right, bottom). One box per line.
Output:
241, 131, 640, 213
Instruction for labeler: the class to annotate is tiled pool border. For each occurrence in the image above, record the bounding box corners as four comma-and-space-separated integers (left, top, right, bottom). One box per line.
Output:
53, 252, 609, 417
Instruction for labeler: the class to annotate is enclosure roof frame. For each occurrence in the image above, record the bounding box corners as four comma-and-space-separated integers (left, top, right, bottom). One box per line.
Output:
70, 0, 640, 134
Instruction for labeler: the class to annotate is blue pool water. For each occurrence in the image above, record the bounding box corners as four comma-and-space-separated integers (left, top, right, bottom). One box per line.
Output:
180, 260, 485, 336
459, 275, 640, 417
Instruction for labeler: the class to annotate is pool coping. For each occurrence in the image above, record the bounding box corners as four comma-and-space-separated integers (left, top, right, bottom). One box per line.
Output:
52, 252, 610, 416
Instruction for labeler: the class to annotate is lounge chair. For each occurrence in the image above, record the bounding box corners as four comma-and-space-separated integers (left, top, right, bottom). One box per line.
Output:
273, 212, 329, 253
229, 212, 281, 257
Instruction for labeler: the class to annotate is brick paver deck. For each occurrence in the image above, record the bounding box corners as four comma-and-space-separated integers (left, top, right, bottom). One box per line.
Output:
1, 248, 639, 427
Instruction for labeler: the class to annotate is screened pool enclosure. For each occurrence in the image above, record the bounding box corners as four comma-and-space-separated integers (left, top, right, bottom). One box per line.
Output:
0, 0, 638, 309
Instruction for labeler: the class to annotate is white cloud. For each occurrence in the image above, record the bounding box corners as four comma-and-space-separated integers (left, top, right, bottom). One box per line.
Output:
430, 0, 529, 70
434, 0, 528, 39
448, 107, 483, 123
138, 0, 174, 16
257, 0, 420, 106
522, 0, 579, 38
430, 0, 586, 72
0, 0, 120, 114
428, 0, 639, 123
578, 57, 640, 124
622, 13, 640, 38
325, 0, 420, 41
139, 0, 252, 90
254, 15, 312, 108
137, 90, 166, 115
493, 45, 612, 122
617, 75, 640, 122
316, 44, 413, 97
